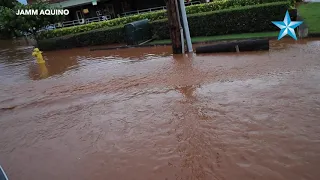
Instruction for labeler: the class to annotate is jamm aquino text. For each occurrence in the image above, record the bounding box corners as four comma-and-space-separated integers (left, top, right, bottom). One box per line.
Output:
16, 9, 69, 15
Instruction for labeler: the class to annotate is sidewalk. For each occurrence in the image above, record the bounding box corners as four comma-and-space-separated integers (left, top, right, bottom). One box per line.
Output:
148, 32, 278, 45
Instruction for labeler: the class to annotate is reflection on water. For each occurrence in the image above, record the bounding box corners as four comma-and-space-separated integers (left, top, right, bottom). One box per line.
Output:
28, 63, 49, 80
0, 42, 174, 84
1, 37, 320, 180
176, 85, 198, 99
0, 37, 318, 84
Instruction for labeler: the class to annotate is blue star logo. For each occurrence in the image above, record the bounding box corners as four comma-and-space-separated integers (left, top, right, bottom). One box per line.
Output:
272, 10, 303, 40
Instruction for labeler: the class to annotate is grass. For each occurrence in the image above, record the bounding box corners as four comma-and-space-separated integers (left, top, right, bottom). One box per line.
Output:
149, 31, 279, 45
298, 2, 320, 33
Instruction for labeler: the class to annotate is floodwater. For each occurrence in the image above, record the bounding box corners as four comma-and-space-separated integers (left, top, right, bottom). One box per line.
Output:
0, 38, 320, 180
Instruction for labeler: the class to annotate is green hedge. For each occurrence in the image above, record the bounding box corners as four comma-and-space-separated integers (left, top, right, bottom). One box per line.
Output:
38, 2, 290, 50
151, 1, 290, 39
37, 11, 167, 40
38, 0, 291, 40
185, 0, 287, 14
38, 26, 124, 50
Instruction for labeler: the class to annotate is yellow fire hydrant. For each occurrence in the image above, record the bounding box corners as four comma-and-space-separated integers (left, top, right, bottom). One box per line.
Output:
32, 48, 45, 64
38, 63, 49, 78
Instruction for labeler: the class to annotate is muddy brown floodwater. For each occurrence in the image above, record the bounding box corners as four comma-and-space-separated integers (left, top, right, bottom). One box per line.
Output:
0, 38, 320, 180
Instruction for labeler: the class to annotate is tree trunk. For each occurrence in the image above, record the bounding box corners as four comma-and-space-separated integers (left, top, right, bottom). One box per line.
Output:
11, 28, 18, 38
32, 32, 39, 48
165, 0, 182, 54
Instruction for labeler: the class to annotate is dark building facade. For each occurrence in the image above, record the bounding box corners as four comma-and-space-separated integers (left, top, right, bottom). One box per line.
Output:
28, 0, 166, 22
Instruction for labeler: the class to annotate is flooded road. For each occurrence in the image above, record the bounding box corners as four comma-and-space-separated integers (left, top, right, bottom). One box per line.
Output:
0, 38, 320, 180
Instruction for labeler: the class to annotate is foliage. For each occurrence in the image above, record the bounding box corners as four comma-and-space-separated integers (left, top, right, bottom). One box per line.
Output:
0, 5, 24, 37
0, 0, 18, 8
38, 2, 290, 50
185, 0, 288, 14
151, 2, 290, 39
149, 31, 279, 45
0, 0, 64, 39
38, 26, 124, 50
37, 10, 167, 40
38, 0, 291, 40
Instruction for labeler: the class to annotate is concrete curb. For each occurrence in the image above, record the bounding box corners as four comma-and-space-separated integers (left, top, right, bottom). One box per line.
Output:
191, 36, 276, 45
90, 36, 277, 51
195, 39, 269, 54
308, 33, 320, 37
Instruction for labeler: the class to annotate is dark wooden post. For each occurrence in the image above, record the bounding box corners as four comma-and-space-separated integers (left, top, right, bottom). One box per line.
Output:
165, 0, 182, 54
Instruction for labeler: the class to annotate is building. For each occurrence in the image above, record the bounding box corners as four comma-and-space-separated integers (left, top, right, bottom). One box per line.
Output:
27, 0, 203, 27
28, 0, 165, 22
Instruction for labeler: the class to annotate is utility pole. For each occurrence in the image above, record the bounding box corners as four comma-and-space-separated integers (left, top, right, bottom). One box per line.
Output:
178, 0, 193, 52
165, 0, 183, 54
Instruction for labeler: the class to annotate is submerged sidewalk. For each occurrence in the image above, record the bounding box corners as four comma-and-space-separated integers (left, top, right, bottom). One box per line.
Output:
148, 32, 279, 45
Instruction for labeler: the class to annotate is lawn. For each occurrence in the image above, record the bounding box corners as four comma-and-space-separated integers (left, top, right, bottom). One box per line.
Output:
149, 32, 279, 45
298, 2, 320, 33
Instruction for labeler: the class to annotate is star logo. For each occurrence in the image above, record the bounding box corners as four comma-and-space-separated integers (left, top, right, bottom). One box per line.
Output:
272, 10, 303, 40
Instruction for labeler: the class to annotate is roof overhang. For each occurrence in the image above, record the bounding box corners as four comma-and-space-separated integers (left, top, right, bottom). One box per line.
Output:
50, 0, 101, 8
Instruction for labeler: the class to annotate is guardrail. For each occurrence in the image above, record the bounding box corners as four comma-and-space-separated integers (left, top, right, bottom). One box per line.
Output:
121, 1, 201, 16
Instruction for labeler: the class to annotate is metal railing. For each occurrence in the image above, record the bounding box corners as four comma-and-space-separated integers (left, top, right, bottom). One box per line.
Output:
62, 19, 85, 27
122, 6, 167, 16
41, 1, 202, 30
43, 15, 112, 30
121, 1, 201, 16
85, 15, 111, 23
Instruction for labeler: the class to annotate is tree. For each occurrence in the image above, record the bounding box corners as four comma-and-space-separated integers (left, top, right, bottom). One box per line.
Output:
0, 0, 64, 39
0, 0, 18, 9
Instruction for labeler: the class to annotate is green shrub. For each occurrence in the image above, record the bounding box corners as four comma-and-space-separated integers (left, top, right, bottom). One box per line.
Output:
38, 26, 125, 50
185, 0, 288, 14
151, 2, 290, 39
38, 2, 290, 50
150, 19, 170, 40
38, 0, 291, 40
37, 11, 167, 40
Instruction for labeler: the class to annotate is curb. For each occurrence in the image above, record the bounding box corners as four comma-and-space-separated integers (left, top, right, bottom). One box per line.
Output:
191, 36, 276, 45
195, 39, 269, 54
308, 33, 320, 37
90, 36, 278, 51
